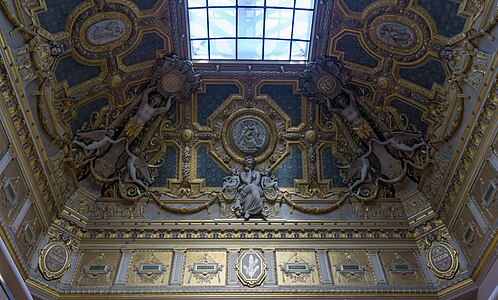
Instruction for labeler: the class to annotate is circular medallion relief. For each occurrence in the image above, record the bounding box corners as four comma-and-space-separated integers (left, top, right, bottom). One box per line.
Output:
316, 74, 337, 94
221, 108, 277, 164
232, 117, 269, 154
161, 73, 184, 93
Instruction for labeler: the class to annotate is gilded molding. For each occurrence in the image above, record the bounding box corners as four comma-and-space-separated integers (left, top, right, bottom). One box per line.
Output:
0, 53, 56, 222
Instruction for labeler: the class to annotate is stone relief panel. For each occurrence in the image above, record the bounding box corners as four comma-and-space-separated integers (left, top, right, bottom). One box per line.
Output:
183, 250, 226, 286
378, 251, 426, 285
72, 250, 121, 286
127, 250, 172, 286
328, 251, 375, 286
72, 6, 139, 59
15, 204, 42, 262
469, 159, 498, 226
275, 250, 318, 286
86, 19, 126, 46
0, 159, 29, 225
375, 22, 416, 49
453, 205, 485, 263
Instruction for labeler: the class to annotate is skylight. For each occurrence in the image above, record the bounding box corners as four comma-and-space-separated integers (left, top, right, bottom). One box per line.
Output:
186, 0, 315, 61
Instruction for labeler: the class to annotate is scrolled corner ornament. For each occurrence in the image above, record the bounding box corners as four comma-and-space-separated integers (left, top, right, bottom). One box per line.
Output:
236, 249, 267, 287
38, 233, 72, 280
426, 241, 459, 279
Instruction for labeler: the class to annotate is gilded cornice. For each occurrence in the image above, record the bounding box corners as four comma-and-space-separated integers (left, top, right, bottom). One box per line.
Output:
0, 41, 56, 228
439, 65, 498, 225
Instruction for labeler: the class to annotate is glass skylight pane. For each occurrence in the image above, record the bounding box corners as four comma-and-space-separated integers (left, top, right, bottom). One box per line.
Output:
210, 39, 236, 59
188, 0, 314, 60
188, 0, 206, 8
295, 0, 314, 9
266, 0, 294, 8
208, 0, 235, 6
209, 8, 236, 38
291, 41, 309, 59
189, 9, 208, 39
265, 9, 293, 39
293, 10, 313, 40
191, 40, 209, 59
264, 39, 290, 60
238, 0, 264, 6
238, 39, 263, 59
238, 8, 264, 37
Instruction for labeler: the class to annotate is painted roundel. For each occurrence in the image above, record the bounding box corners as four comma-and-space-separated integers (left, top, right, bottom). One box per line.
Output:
71, 3, 139, 59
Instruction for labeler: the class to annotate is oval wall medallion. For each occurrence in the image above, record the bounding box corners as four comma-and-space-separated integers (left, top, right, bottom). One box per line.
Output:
38, 241, 71, 280
375, 22, 415, 48
86, 19, 126, 46
426, 241, 459, 279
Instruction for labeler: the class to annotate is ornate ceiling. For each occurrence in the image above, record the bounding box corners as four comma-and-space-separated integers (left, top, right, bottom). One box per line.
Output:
21, 0, 487, 210
0, 0, 497, 298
